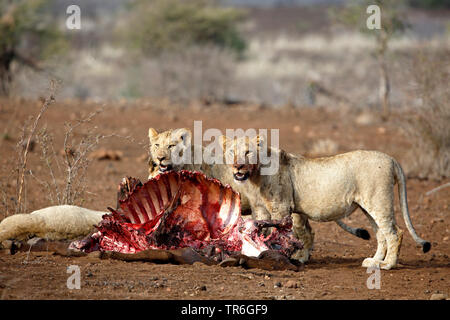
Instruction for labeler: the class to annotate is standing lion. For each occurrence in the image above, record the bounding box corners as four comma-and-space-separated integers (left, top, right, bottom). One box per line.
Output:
222, 134, 430, 269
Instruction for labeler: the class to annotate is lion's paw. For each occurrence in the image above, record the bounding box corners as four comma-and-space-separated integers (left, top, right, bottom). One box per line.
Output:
379, 261, 395, 270
290, 248, 311, 263
362, 258, 381, 268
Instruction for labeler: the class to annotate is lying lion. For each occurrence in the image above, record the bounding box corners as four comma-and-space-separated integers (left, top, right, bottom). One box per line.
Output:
221, 134, 430, 270
0, 205, 105, 244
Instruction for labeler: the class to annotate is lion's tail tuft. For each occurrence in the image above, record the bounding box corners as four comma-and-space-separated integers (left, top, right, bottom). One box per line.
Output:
393, 160, 431, 253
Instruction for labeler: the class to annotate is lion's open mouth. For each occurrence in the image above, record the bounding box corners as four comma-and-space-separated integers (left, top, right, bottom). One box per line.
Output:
159, 164, 173, 173
233, 172, 249, 181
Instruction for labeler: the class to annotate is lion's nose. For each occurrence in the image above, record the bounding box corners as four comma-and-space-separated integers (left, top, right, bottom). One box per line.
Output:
158, 156, 166, 162
234, 164, 244, 170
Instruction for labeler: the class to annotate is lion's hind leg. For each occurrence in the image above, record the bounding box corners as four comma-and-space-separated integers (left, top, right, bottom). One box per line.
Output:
360, 210, 387, 269
377, 222, 403, 270
360, 202, 402, 270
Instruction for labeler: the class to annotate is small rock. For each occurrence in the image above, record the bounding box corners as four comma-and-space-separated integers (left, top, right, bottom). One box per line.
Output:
274, 281, 282, 288
430, 293, 447, 300
377, 127, 386, 134
285, 280, 298, 289
89, 149, 123, 161
194, 285, 207, 291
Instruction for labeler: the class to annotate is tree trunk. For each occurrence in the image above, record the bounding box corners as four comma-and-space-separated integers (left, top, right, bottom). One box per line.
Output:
379, 56, 390, 120
377, 31, 390, 121
0, 50, 15, 96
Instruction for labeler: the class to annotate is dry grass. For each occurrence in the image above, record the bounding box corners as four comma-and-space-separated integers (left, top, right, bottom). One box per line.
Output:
401, 49, 450, 180
32, 109, 137, 207
31, 110, 104, 206
0, 90, 137, 217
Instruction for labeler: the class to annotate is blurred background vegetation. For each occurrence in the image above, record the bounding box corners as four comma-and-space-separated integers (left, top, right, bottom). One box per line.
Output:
0, 0, 66, 95
1, 0, 448, 104
121, 0, 246, 55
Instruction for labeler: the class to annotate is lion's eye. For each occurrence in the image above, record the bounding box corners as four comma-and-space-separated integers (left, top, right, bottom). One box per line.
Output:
168, 144, 176, 149
154, 144, 159, 149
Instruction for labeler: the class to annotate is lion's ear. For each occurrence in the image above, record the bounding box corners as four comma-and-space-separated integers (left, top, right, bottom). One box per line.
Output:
148, 128, 158, 141
219, 135, 229, 148
173, 128, 191, 145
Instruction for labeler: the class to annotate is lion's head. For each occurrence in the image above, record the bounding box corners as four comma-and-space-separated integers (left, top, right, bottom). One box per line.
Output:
148, 128, 191, 178
221, 134, 265, 182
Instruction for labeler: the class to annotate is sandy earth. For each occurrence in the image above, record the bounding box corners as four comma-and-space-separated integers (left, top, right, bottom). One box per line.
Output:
0, 99, 448, 300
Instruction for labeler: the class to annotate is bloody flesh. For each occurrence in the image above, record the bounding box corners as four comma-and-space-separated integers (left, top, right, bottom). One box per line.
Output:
70, 171, 302, 259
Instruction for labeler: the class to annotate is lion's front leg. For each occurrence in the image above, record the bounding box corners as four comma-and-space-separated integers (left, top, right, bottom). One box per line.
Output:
252, 206, 271, 221
290, 213, 315, 263
251, 206, 272, 236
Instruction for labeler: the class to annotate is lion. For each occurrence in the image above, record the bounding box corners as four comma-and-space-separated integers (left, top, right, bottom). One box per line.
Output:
221, 134, 431, 269
0, 205, 106, 245
147, 128, 370, 249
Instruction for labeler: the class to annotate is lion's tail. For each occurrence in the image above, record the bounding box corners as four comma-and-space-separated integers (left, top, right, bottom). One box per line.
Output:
393, 160, 431, 253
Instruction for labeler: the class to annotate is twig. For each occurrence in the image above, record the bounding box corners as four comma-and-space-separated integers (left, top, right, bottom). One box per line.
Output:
16, 92, 56, 212
425, 182, 450, 197
39, 128, 61, 204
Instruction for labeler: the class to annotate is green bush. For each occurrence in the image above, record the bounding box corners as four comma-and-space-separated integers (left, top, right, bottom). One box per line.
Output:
408, 0, 450, 9
0, 0, 66, 95
122, 0, 247, 55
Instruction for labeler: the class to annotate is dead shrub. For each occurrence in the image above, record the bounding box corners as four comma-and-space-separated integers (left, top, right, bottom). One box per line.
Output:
33, 109, 128, 206
400, 49, 450, 180
139, 45, 236, 103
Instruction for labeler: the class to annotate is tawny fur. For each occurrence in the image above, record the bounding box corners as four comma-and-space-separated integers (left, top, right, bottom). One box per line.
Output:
147, 127, 368, 258
223, 135, 430, 269
0, 205, 106, 244
148, 127, 253, 214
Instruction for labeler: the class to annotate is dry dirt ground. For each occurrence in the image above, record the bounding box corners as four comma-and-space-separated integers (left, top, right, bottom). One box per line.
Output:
0, 99, 448, 300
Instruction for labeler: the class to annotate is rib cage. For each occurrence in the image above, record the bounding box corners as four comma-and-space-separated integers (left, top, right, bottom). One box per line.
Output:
118, 170, 241, 240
